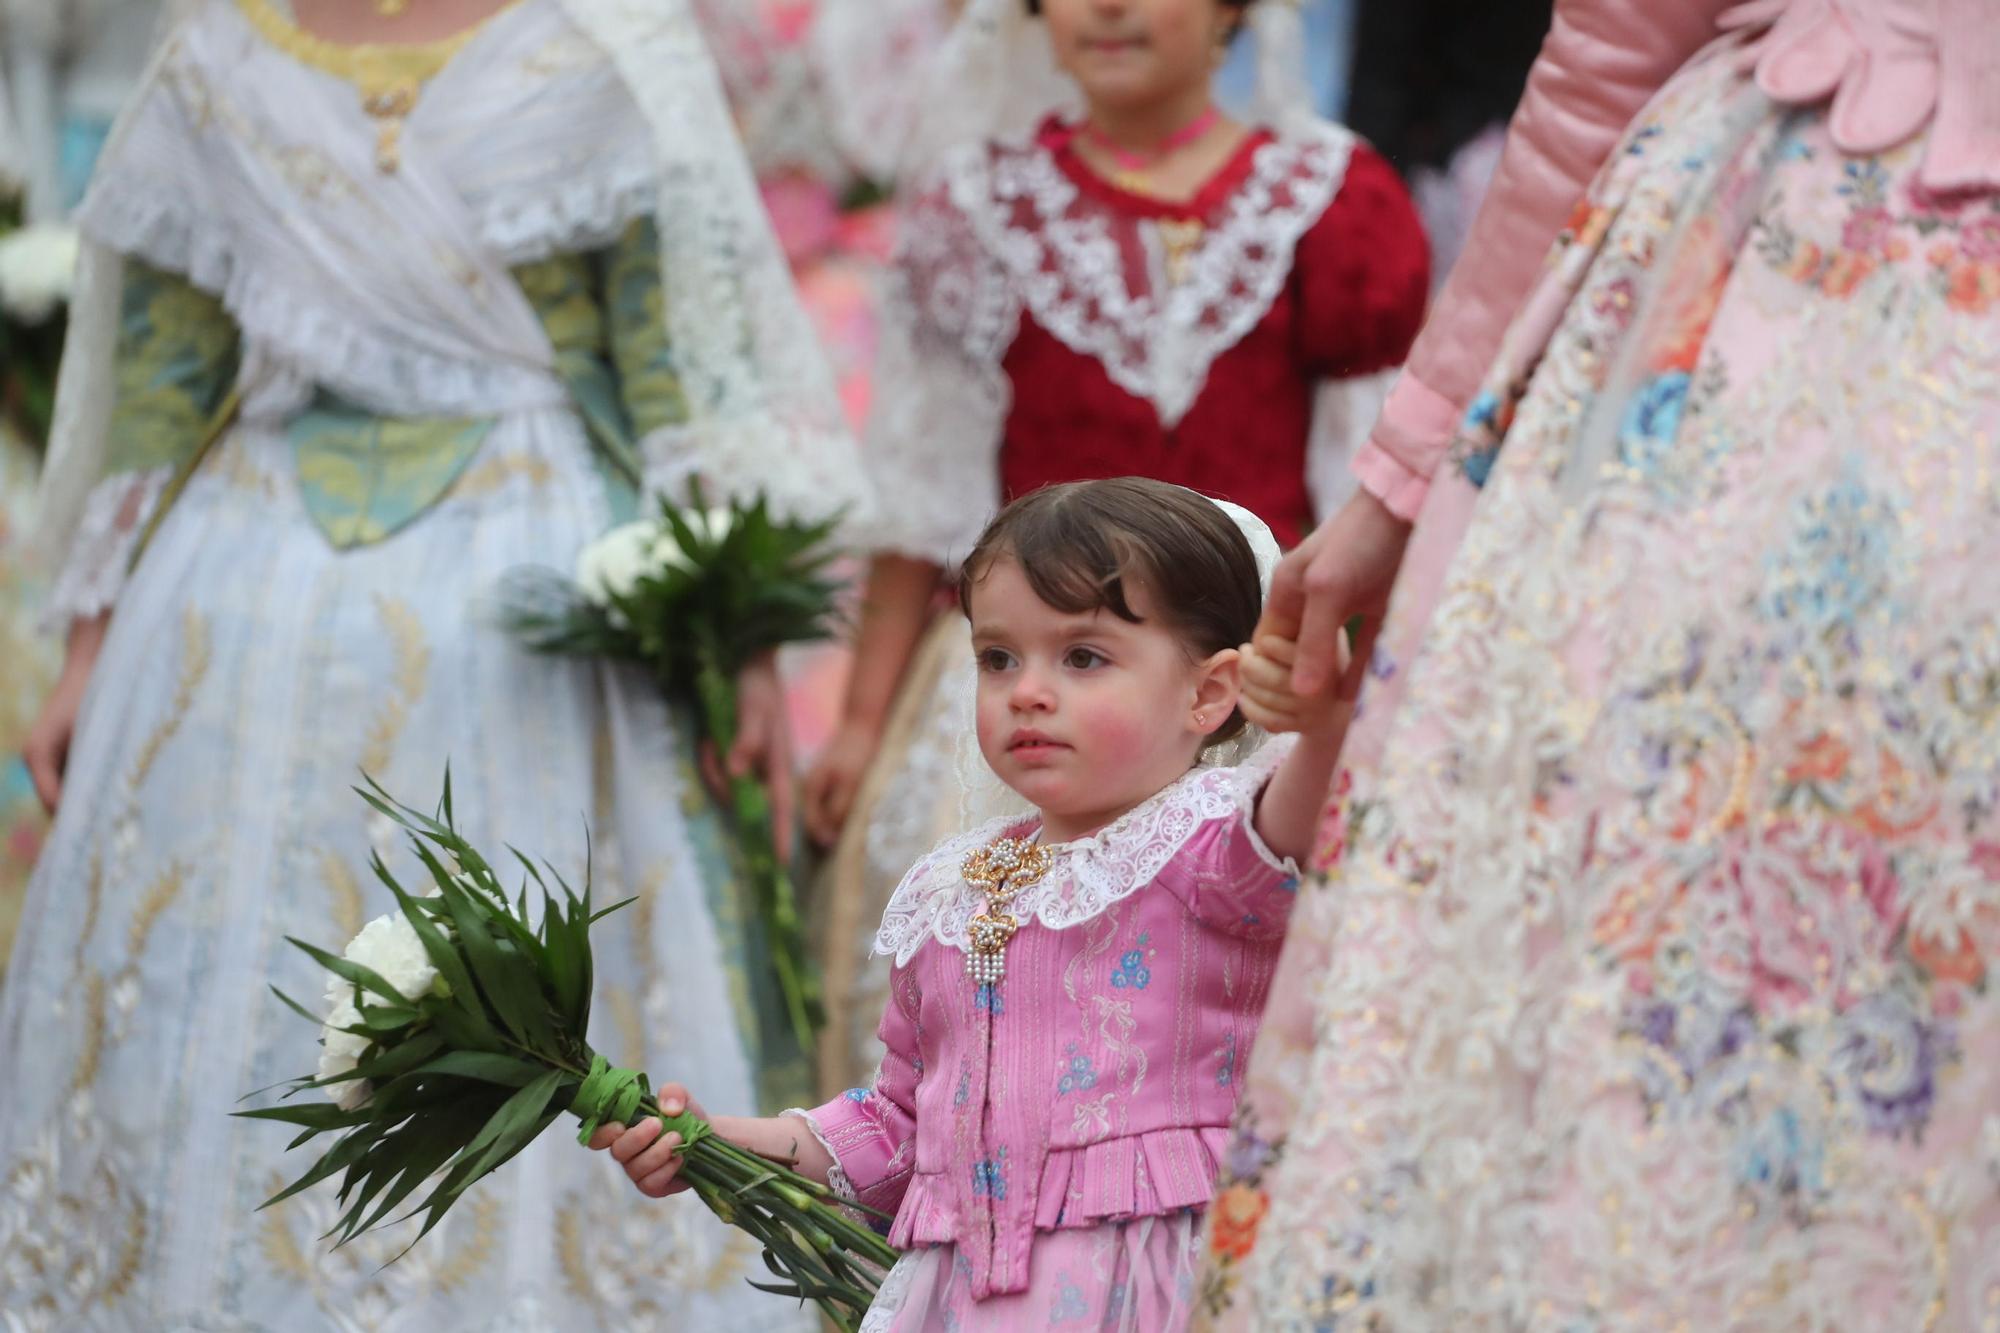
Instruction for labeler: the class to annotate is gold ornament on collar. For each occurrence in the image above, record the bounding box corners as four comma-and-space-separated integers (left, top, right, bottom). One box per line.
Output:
376, 0, 410, 15
960, 836, 1055, 990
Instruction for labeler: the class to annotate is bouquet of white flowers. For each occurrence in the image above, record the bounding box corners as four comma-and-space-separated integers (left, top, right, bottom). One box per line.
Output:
245, 777, 897, 1329
502, 490, 845, 1050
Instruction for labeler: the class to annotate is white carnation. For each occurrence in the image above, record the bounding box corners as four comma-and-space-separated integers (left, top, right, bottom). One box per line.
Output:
574, 520, 662, 609
316, 909, 439, 1109
0, 224, 80, 324
317, 1000, 374, 1112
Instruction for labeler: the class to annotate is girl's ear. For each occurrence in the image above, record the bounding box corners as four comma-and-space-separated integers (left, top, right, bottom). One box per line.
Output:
1190, 647, 1241, 734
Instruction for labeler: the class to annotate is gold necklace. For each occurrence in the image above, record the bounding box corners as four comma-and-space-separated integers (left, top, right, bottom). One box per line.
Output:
960, 836, 1055, 989
375, 0, 409, 15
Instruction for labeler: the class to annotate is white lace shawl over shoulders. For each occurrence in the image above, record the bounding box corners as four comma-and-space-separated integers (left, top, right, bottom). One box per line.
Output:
872, 735, 1299, 966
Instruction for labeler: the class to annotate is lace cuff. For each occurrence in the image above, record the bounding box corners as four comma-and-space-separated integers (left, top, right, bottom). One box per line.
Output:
42, 468, 172, 628
778, 1107, 861, 1207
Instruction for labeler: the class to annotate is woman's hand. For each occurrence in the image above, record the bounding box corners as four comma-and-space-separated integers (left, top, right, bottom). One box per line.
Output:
1239, 632, 1352, 742
25, 613, 111, 815
701, 653, 798, 862
1261, 490, 1412, 700
587, 1083, 706, 1199
802, 717, 882, 849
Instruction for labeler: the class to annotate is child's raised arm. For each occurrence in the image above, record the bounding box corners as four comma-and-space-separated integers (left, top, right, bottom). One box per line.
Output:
587, 1084, 836, 1200
1240, 631, 1353, 864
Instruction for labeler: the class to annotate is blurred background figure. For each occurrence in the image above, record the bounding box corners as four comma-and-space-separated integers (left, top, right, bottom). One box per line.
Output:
694, 0, 954, 767
0, 0, 158, 979
1344, 0, 1552, 286
4, 0, 161, 220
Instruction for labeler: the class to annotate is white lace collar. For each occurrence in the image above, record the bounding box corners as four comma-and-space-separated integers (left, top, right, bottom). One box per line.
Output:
943, 121, 1354, 427
872, 735, 1298, 966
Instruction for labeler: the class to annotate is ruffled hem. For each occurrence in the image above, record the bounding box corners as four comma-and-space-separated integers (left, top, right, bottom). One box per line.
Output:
886, 1126, 1230, 1247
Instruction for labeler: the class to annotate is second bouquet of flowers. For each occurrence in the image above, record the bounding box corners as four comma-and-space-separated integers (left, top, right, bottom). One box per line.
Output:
500, 490, 845, 1049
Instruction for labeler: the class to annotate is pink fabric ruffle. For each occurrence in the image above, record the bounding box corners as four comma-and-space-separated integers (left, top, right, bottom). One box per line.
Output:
886, 1127, 1230, 1249
1725, 0, 2000, 189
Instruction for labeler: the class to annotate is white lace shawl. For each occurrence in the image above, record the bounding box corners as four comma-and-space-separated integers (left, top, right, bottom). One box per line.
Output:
861, 120, 1365, 566
872, 733, 1299, 967
32, 0, 872, 607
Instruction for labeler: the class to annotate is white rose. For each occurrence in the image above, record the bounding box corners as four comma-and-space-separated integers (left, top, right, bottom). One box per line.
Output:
574, 520, 662, 609
0, 224, 80, 324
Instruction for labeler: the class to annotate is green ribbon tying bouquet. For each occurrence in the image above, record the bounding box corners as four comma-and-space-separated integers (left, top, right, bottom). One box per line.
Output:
500, 489, 846, 1051
242, 777, 897, 1329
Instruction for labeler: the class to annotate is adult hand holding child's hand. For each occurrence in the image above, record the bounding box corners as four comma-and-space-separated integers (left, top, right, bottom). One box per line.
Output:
1239, 625, 1353, 740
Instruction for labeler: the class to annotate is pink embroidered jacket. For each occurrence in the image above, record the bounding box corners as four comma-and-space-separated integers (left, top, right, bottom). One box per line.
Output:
797, 744, 1299, 1300
1353, 0, 2000, 523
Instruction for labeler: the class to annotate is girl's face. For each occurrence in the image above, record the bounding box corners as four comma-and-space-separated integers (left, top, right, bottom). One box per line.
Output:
1039, 0, 1232, 115
968, 556, 1240, 842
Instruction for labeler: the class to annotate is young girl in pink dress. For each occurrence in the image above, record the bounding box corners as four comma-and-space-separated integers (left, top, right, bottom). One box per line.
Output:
590, 478, 1351, 1330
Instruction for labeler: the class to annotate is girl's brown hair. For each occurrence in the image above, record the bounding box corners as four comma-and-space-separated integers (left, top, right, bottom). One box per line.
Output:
958, 478, 1262, 743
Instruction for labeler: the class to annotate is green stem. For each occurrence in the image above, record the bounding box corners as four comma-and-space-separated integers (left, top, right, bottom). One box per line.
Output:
694, 658, 822, 1052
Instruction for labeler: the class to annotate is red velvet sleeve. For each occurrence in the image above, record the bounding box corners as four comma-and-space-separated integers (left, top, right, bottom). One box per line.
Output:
1291, 143, 1431, 380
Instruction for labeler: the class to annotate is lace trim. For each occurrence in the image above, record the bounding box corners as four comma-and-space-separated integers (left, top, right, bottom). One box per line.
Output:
943, 123, 1355, 427
776, 1108, 860, 1206
42, 468, 171, 628
471, 145, 660, 266
873, 735, 1299, 966
80, 179, 567, 418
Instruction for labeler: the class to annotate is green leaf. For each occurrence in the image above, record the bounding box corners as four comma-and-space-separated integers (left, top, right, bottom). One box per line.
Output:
288, 939, 408, 1010
410, 1051, 546, 1088
435, 876, 555, 1050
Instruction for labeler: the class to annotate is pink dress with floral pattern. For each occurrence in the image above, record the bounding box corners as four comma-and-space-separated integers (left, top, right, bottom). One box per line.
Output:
1199, 3, 2000, 1328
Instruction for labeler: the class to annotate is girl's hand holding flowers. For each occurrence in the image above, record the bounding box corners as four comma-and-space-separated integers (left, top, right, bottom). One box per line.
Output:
589, 1084, 706, 1198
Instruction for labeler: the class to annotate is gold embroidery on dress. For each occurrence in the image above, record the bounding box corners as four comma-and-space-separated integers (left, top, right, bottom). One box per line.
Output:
69, 972, 108, 1099
259, 1176, 502, 1313
125, 862, 189, 960
130, 609, 212, 791
452, 452, 555, 499
360, 594, 431, 777
320, 848, 365, 941
556, 1197, 757, 1314
231, 0, 526, 174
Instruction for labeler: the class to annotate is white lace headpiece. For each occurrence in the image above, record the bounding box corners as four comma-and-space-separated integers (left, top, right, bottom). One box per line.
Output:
897, 0, 1317, 182
951, 489, 1285, 828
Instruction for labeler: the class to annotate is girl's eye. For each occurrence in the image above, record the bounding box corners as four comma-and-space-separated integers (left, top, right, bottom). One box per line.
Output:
1064, 647, 1107, 671
977, 648, 1016, 673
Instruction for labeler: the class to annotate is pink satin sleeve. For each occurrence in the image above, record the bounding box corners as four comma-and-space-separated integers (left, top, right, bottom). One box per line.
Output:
1354, 0, 1739, 518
